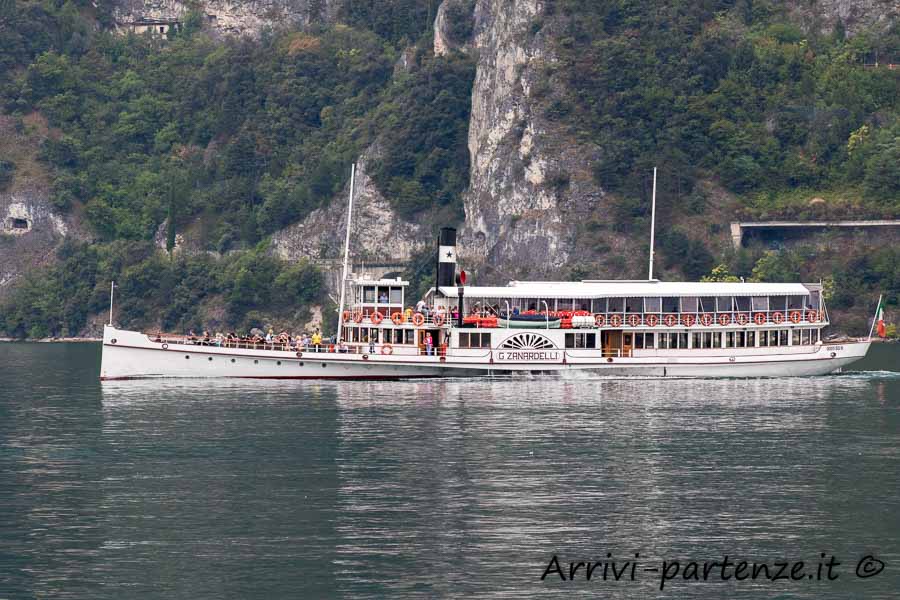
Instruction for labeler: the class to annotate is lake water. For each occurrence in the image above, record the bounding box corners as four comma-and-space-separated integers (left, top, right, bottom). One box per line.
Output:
1, 342, 898, 599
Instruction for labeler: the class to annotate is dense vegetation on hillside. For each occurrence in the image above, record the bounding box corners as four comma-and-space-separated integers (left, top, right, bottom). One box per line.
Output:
551, 0, 900, 216
0, 0, 473, 337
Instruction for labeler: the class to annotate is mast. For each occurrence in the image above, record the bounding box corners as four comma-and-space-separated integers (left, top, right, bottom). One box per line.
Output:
336, 163, 356, 342
648, 166, 657, 280
108, 281, 115, 326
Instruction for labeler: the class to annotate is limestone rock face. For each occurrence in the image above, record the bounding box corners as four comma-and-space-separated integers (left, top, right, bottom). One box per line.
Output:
270, 149, 427, 265
0, 115, 86, 297
456, 0, 608, 281
785, 0, 900, 35
112, 0, 340, 37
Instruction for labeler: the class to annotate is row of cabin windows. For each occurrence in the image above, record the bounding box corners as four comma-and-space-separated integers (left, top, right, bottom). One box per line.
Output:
459, 332, 492, 348
359, 286, 404, 304
345, 327, 416, 345
658, 329, 820, 349
473, 294, 821, 313
563, 329, 821, 350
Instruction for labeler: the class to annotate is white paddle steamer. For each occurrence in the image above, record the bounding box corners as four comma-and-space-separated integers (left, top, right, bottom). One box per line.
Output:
101, 225, 871, 380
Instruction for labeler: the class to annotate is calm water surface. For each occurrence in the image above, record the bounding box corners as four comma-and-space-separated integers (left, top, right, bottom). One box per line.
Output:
1, 342, 898, 599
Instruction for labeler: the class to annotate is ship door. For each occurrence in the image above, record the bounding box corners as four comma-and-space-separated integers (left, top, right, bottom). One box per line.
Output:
622, 333, 633, 358
417, 329, 440, 355
602, 330, 623, 357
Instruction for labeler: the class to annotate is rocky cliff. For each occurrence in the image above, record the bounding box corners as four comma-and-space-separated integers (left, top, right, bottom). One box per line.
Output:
112, 0, 340, 36
0, 114, 86, 297
786, 0, 900, 36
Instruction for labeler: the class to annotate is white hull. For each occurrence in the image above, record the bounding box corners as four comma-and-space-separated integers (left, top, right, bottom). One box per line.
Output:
100, 326, 870, 380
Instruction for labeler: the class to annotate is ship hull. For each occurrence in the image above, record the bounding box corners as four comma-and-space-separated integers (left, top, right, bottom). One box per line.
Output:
100, 326, 870, 380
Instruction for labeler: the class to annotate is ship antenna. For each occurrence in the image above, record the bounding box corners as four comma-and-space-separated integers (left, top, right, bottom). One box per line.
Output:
648, 166, 657, 280
336, 163, 356, 343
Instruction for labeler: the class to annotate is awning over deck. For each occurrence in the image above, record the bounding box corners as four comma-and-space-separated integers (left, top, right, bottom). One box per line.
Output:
438, 280, 814, 299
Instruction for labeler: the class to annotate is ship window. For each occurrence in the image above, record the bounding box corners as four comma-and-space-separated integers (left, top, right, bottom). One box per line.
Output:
459, 332, 491, 348
759, 331, 768, 346
717, 297, 734, 312
780, 330, 788, 346
792, 329, 800, 345
644, 297, 661, 313
712, 332, 721, 348
725, 332, 735, 348
390, 287, 403, 304
680, 297, 699, 313
808, 291, 821, 310
608, 297, 625, 313
676, 333, 688, 349
565, 333, 595, 348
662, 297, 678, 313
558, 298, 573, 311
788, 295, 805, 310
363, 286, 376, 303
692, 333, 702, 349
768, 296, 786, 312
405, 330, 415, 345
751, 297, 768, 311
735, 297, 751, 312
747, 331, 756, 347
624, 298, 641, 313
644, 332, 654, 348
801, 329, 810, 345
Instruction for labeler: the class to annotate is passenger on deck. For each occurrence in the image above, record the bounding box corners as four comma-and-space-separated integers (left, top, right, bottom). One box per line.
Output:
215, 332, 224, 346
405, 306, 413, 322
188, 330, 197, 343
311, 330, 322, 352
368, 335, 375, 355
338, 341, 349, 353
425, 332, 434, 356
451, 306, 459, 321
415, 299, 426, 316
379, 292, 388, 303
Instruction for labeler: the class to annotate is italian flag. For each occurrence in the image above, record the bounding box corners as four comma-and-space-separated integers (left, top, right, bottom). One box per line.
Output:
876, 297, 886, 338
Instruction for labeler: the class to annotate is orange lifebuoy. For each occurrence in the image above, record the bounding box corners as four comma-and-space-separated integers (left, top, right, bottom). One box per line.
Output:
737, 313, 749, 326
772, 311, 784, 324
391, 312, 403, 325
609, 314, 622, 327
790, 311, 801, 324
645, 314, 659, 327
594, 314, 606, 327
807, 310, 818, 323
342, 310, 350, 321
628, 314, 641, 327
433, 313, 445, 327
370, 311, 383, 324
664, 314, 677, 327
754, 312, 767, 325
700, 313, 713, 326
380, 344, 393, 355
353, 310, 363, 323
718, 313, 731, 326
412, 313, 425, 326
682, 314, 696, 327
